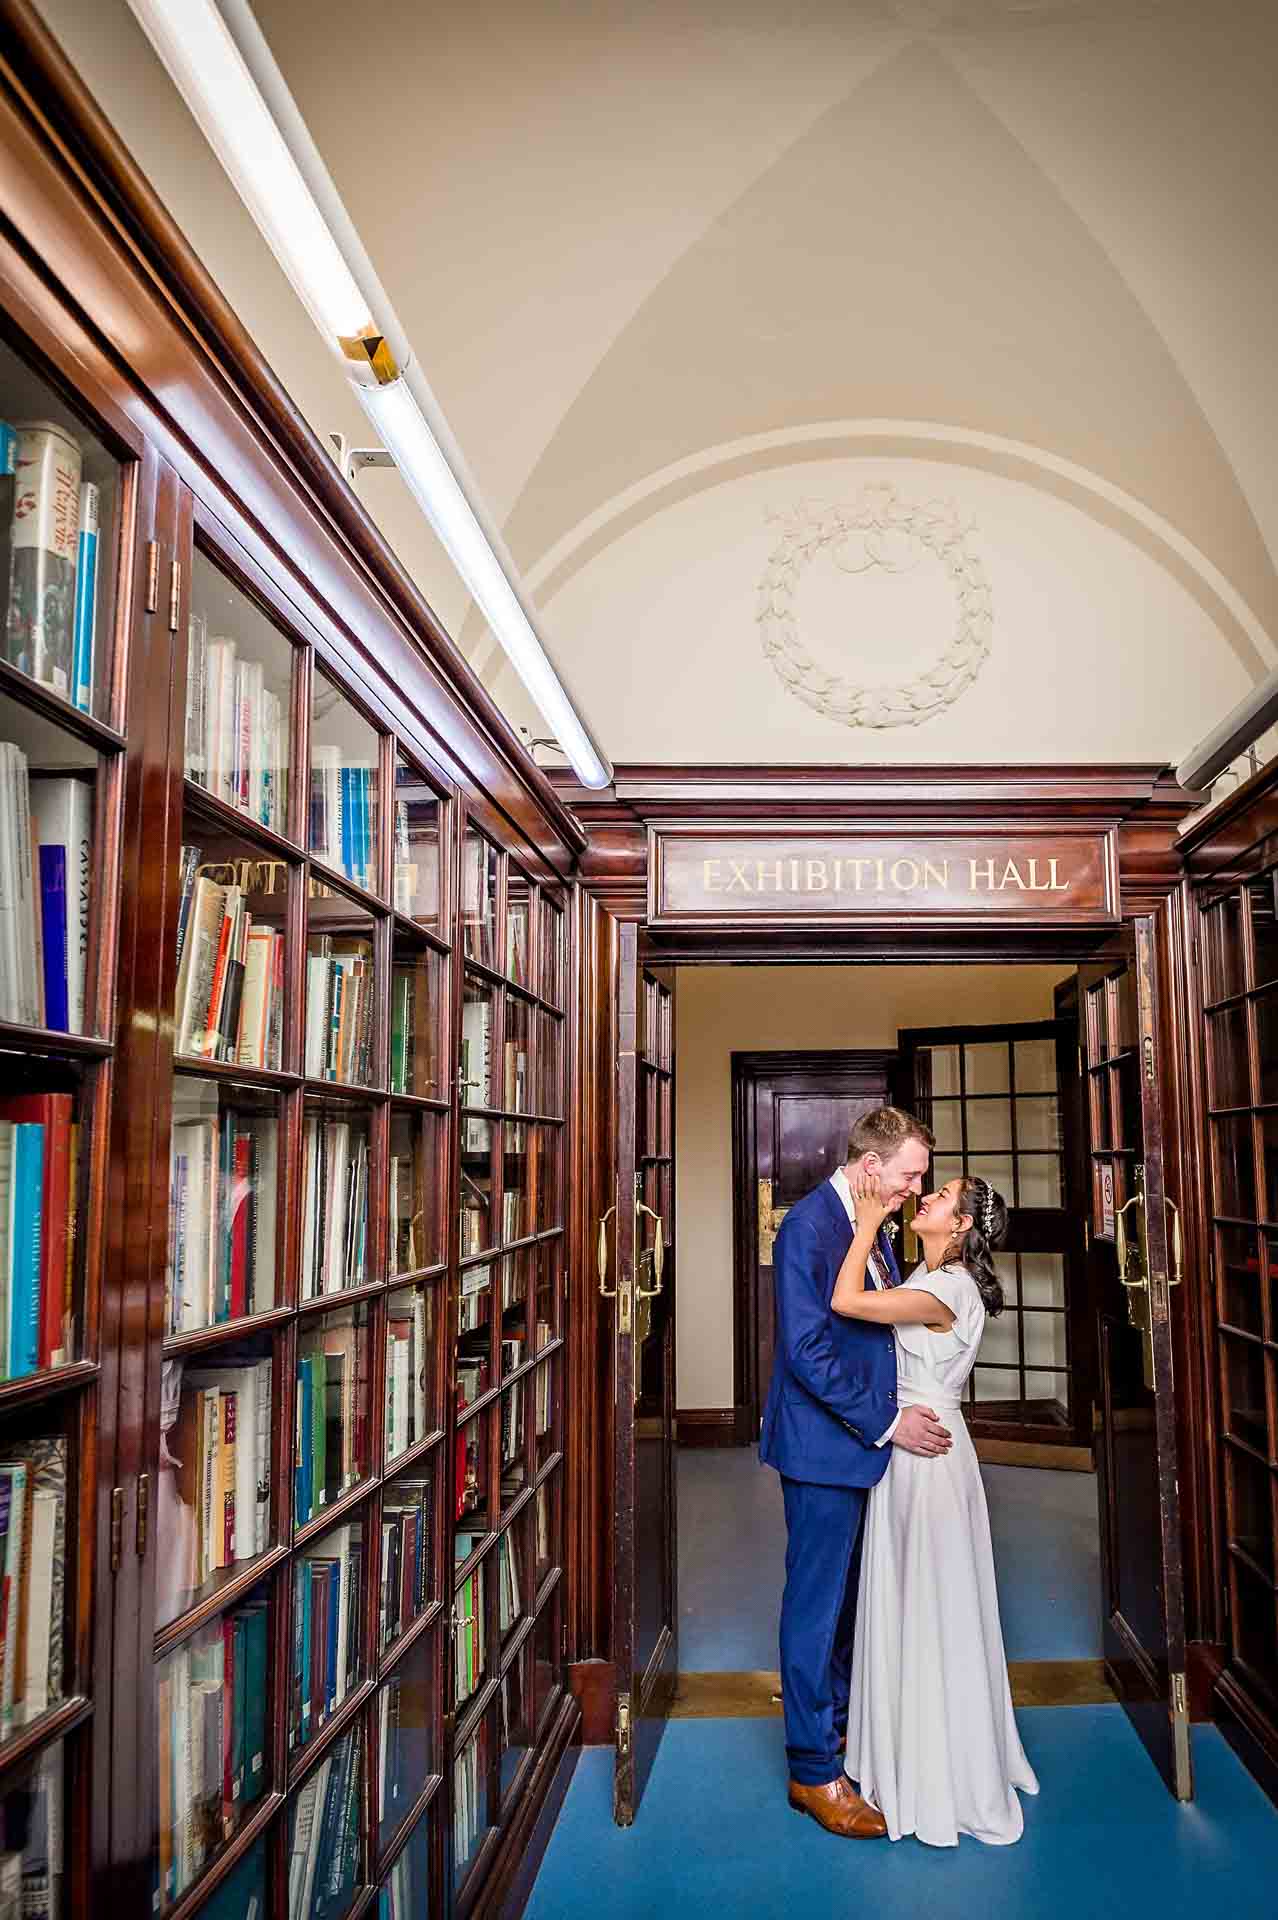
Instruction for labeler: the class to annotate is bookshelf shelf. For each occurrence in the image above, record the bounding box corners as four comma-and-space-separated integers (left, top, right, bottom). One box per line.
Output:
0, 29, 582, 1913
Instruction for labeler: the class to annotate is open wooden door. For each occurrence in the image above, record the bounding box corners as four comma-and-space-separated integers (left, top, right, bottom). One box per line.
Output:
605, 923, 677, 1823
1073, 922, 1192, 1797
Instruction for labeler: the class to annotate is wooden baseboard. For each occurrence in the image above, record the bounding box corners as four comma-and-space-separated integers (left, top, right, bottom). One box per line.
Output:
670, 1661, 1114, 1718
568, 1658, 615, 1744
1213, 1667, 1278, 1808
676, 1408, 739, 1447
975, 1437, 1094, 1472
478, 1690, 580, 1919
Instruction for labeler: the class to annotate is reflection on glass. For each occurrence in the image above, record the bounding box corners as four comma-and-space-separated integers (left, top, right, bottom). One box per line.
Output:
289, 1517, 364, 1752
540, 903, 564, 1008
186, 550, 292, 831
534, 1477, 556, 1588
504, 996, 532, 1113
378, 1809, 431, 1919
167, 1077, 280, 1333
461, 1119, 493, 1258
453, 1559, 487, 1708
462, 832, 497, 969
532, 1597, 559, 1730
461, 975, 494, 1111
452, 1719, 491, 1892
393, 758, 440, 925
381, 1461, 436, 1653
503, 1126, 528, 1245
159, 1347, 274, 1629
378, 1631, 436, 1846
499, 1522, 526, 1648
1203, 893, 1244, 1004
288, 1723, 363, 1919
391, 1108, 442, 1275
310, 673, 379, 893
157, 1591, 269, 1911
499, 1653, 533, 1809
507, 872, 530, 986
500, 1380, 527, 1509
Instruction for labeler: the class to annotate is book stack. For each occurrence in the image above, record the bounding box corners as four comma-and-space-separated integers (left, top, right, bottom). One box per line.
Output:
500, 1262, 524, 1315
502, 1040, 527, 1111
378, 1479, 432, 1651
310, 747, 373, 891
455, 1345, 489, 1418
500, 1380, 523, 1473
388, 1151, 418, 1275
305, 937, 374, 1084
535, 1317, 552, 1353
174, 850, 284, 1067
0, 1439, 66, 1736
452, 1722, 489, 1880
377, 1830, 419, 1920
300, 1116, 369, 1300
0, 1097, 76, 1379
385, 1292, 429, 1460
501, 1189, 522, 1244
167, 1083, 278, 1334
460, 1188, 489, 1260
536, 1487, 550, 1571
498, 1530, 522, 1637
2, 420, 99, 713
535, 1365, 552, 1439
289, 1523, 363, 1752
294, 1313, 362, 1528
0, 753, 92, 1035
0, 1744, 62, 1920
286, 1732, 362, 1919
183, 614, 285, 832
501, 1337, 523, 1380
156, 1598, 268, 1909
170, 1359, 272, 1594
452, 1559, 486, 1706
390, 963, 433, 1096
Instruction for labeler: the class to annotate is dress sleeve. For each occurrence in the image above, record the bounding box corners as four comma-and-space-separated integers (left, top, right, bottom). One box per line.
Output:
895, 1265, 983, 1359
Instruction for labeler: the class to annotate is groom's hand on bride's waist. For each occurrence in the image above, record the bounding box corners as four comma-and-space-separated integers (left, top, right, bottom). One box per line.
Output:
892, 1405, 952, 1456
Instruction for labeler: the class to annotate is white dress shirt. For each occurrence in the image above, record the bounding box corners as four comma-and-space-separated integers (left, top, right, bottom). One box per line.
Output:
829, 1168, 901, 1447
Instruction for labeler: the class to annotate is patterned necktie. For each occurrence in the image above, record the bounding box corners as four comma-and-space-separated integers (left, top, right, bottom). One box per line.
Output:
871, 1233, 899, 1288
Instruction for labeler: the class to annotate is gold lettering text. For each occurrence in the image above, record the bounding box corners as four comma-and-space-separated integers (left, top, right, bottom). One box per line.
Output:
757, 860, 784, 892
1048, 859, 1070, 892
702, 859, 723, 893
922, 859, 949, 891
850, 858, 873, 890
1000, 860, 1027, 891
805, 860, 830, 891
891, 858, 921, 892
726, 860, 753, 893
790, 859, 801, 892
969, 858, 997, 890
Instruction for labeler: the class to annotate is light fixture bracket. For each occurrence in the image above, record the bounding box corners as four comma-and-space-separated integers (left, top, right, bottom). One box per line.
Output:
329, 433, 395, 490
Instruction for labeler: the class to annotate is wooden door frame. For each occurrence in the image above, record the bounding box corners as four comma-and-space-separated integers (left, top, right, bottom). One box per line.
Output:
729, 1048, 901, 1443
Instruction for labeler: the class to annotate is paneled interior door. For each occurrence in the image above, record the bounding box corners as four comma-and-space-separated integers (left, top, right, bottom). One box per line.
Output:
1075, 928, 1192, 1798
734, 1052, 894, 1435
608, 925, 677, 1823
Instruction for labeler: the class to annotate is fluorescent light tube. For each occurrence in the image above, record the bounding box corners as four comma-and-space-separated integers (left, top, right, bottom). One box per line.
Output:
358, 377, 610, 790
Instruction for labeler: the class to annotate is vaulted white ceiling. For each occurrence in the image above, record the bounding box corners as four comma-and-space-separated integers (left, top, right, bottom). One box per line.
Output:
37, 0, 1278, 766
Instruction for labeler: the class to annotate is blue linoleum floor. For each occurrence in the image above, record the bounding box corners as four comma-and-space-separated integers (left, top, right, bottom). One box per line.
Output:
678, 1447, 1102, 1668
526, 1710, 1278, 1920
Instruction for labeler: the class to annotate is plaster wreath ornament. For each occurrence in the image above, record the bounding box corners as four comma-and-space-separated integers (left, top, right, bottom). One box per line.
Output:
755, 482, 993, 729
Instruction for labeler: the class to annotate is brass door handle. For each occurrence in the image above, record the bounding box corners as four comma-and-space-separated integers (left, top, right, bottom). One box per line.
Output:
636, 1200, 665, 1300
1116, 1192, 1148, 1292
597, 1204, 617, 1299
1164, 1195, 1183, 1287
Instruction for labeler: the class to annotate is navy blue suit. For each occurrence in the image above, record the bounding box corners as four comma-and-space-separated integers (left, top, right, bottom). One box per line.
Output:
759, 1179, 899, 1785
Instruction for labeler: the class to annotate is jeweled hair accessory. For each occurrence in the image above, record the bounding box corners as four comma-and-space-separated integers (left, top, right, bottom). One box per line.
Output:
976, 1180, 997, 1238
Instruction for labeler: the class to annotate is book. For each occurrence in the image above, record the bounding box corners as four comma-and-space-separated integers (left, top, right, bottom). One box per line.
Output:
0, 743, 43, 1028
71, 480, 98, 713
4, 423, 81, 701
0, 1095, 73, 1373
24, 778, 90, 1040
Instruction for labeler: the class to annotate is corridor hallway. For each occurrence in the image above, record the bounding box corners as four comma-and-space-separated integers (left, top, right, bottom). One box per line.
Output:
526, 1452, 1278, 1917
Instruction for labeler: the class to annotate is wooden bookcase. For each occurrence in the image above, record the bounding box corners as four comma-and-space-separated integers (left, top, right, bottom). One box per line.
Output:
0, 8, 584, 1914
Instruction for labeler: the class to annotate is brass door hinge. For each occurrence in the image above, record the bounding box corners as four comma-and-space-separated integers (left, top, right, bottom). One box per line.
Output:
110, 1486, 124, 1572
168, 558, 182, 633
144, 541, 160, 614
136, 1472, 150, 1558
616, 1693, 632, 1757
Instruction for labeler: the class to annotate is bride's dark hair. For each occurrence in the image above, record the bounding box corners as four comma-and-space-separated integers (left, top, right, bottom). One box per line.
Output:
949, 1177, 1008, 1316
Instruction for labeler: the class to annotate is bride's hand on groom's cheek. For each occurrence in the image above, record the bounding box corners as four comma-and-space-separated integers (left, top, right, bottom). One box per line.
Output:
852, 1169, 890, 1228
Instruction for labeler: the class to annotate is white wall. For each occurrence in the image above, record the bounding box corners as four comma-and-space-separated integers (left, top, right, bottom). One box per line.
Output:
674, 963, 1070, 1411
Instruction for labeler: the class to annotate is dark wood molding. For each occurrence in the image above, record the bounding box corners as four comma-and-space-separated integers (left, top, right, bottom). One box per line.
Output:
1214, 1669, 1278, 1808
567, 1659, 616, 1745
675, 1409, 739, 1447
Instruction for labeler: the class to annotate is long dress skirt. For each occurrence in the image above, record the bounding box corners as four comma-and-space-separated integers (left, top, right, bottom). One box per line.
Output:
845, 1407, 1039, 1846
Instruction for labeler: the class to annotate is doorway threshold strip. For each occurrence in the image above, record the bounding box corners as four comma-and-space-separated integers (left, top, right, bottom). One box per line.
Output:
671, 1663, 1113, 1718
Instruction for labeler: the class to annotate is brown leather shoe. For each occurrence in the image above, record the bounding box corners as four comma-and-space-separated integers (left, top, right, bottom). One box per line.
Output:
787, 1776, 888, 1838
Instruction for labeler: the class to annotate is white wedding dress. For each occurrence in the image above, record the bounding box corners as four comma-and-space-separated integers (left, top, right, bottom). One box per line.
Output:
845, 1261, 1039, 1846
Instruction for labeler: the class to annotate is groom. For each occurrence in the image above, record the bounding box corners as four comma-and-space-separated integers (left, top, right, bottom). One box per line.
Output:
759, 1105, 951, 1837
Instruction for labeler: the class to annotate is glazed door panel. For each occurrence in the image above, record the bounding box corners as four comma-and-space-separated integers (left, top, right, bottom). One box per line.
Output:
609, 925, 677, 1823
1076, 925, 1192, 1798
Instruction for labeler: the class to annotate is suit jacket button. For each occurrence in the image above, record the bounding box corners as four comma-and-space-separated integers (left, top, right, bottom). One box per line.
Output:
888, 1390, 896, 1401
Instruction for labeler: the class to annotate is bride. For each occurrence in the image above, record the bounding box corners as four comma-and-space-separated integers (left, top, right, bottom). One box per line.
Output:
830, 1171, 1039, 1847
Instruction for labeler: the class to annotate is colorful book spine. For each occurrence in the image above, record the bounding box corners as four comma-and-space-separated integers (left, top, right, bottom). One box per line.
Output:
8, 1126, 43, 1381
71, 479, 99, 713
4, 423, 81, 700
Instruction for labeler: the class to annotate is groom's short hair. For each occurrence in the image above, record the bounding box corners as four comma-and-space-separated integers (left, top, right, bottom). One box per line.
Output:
848, 1106, 935, 1163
